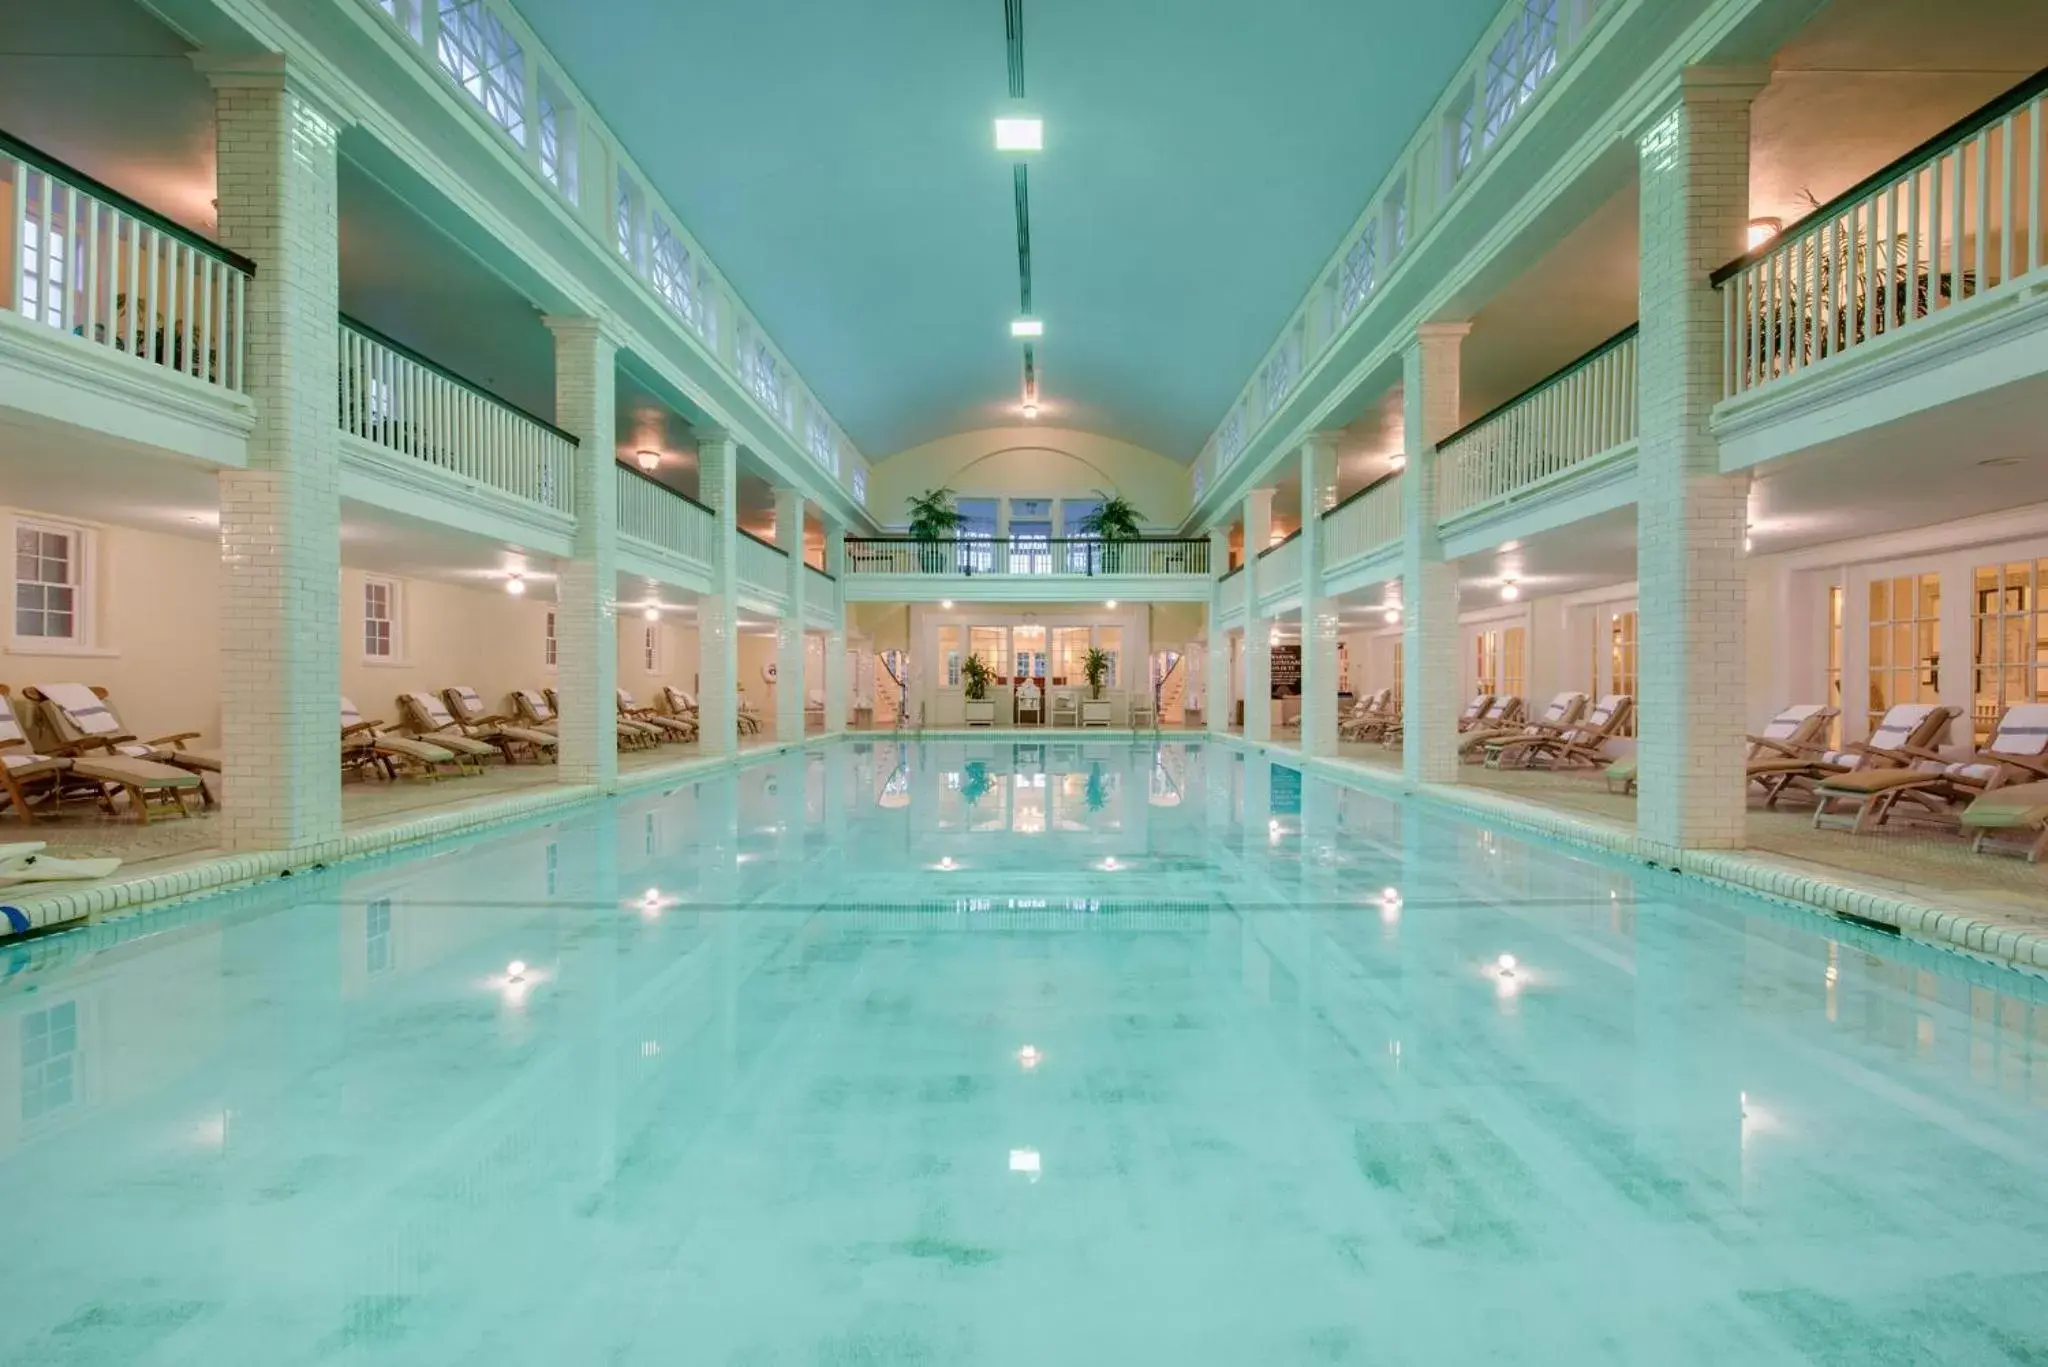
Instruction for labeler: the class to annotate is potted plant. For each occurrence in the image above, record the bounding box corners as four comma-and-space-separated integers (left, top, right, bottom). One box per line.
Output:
906, 487, 966, 574
1075, 489, 1145, 574
1081, 647, 1113, 726
962, 652, 996, 726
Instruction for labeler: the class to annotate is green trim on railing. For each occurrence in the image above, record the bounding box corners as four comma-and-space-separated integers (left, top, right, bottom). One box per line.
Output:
1256, 526, 1303, 559
1438, 323, 1639, 449
1219, 563, 1244, 581
1322, 471, 1400, 519
740, 528, 789, 558
843, 535, 1204, 545
620, 461, 713, 516
0, 129, 258, 276
806, 561, 837, 582
1709, 65, 2048, 288
340, 312, 580, 446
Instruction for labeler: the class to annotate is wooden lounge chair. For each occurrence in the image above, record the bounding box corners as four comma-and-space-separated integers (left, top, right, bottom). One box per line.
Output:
1961, 780, 2048, 863
1340, 689, 1395, 741
1745, 703, 1959, 822
658, 686, 705, 739
1487, 694, 1633, 769
396, 692, 510, 765
1461, 692, 1586, 761
342, 697, 465, 779
443, 685, 558, 762
619, 689, 693, 742
24, 683, 219, 803
2, 686, 202, 822
537, 688, 662, 748
1602, 703, 1838, 796
1812, 703, 2047, 836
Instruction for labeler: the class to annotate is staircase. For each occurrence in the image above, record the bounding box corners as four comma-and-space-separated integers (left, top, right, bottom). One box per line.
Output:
1153, 651, 1186, 727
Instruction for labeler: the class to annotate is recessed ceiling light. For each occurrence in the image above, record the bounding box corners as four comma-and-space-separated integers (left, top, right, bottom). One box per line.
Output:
505, 574, 526, 597
1500, 579, 1521, 602
1011, 317, 1044, 339
994, 117, 1043, 152
643, 604, 660, 621
941, 599, 954, 609
1388, 453, 1408, 471
1105, 600, 1117, 609
1383, 605, 1402, 624
1022, 402, 1040, 419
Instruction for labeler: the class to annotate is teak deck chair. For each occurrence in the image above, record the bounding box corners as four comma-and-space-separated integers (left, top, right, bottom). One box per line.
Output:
2, 685, 202, 822
342, 697, 464, 779
25, 684, 219, 805
1961, 780, 2048, 863
1602, 703, 1839, 796
396, 693, 507, 764
619, 689, 693, 742
1748, 703, 1959, 820
1340, 689, 1396, 741
1487, 694, 1633, 770
1461, 692, 1586, 761
443, 686, 558, 762
537, 688, 662, 748
1812, 703, 2048, 836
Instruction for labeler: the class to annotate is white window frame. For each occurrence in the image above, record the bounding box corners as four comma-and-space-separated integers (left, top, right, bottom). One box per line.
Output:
807, 411, 840, 474
9, 514, 99, 655
544, 608, 557, 670
436, 0, 528, 147
642, 621, 662, 674
18, 202, 72, 330
615, 170, 642, 270
537, 76, 578, 202
362, 575, 404, 664
649, 218, 702, 332
374, 0, 426, 40
852, 468, 867, 505
1338, 224, 1377, 321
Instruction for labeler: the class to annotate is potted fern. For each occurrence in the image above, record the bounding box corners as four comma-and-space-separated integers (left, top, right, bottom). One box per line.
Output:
906, 487, 966, 574
1075, 490, 1145, 574
1081, 647, 1113, 726
962, 652, 996, 727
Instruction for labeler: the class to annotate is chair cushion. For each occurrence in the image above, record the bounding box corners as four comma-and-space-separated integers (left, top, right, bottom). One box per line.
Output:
1961, 780, 2048, 831
70, 755, 202, 789
1815, 768, 1939, 796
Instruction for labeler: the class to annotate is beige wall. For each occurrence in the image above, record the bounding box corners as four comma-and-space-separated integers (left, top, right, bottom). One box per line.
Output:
616, 614, 700, 708
339, 569, 557, 726
867, 427, 1192, 530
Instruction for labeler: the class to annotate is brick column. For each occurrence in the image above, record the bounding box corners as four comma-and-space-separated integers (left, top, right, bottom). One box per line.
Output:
1400, 322, 1470, 784
823, 523, 849, 733
697, 433, 740, 756
774, 486, 806, 740
1205, 526, 1231, 736
1242, 488, 1275, 742
1297, 434, 1341, 757
1636, 68, 1765, 853
542, 316, 620, 789
205, 57, 343, 853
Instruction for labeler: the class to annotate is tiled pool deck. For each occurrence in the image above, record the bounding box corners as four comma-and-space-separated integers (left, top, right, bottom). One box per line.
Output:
7, 727, 2045, 978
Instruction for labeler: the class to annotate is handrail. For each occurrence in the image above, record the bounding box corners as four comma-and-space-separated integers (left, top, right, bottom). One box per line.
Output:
806, 561, 836, 582
1219, 564, 1244, 581
619, 461, 714, 516
1323, 471, 1400, 519
0, 129, 256, 275
1439, 323, 1639, 449
1709, 65, 2048, 286
740, 527, 789, 558
1256, 526, 1303, 559
341, 313, 577, 445
844, 534, 1197, 544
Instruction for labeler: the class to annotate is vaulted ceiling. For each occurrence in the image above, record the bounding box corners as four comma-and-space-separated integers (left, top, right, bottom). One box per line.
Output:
514, 0, 1502, 460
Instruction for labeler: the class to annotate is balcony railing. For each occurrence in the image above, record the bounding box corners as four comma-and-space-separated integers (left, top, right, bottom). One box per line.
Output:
617, 466, 713, 564
339, 315, 576, 516
2, 131, 250, 391
1437, 325, 1638, 520
1257, 529, 1301, 598
844, 537, 1212, 577
1321, 475, 1403, 566
1714, 68, 2048, 398
738, 529, 788, 593
806, 561, 836, 589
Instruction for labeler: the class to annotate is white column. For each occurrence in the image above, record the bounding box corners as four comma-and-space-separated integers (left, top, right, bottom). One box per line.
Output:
543, 316, 620, 788
1242, 488, 1275, 741
1205, 526, 1231, 736
823, 524, 849, 733
1400, 322, 1470, 784
774, 485, 806, 740
204, 56, 343, 854
1298, 433, 1341, 758
1636, 68, 1765, 853
698, 433, 740, 756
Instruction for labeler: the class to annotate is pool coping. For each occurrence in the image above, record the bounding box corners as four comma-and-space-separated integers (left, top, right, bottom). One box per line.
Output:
0, 736, 823, 938
1211, 732, 2048, 976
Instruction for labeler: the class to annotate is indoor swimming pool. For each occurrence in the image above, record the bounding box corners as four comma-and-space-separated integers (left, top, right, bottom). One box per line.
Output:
2, 740, 2045, 1364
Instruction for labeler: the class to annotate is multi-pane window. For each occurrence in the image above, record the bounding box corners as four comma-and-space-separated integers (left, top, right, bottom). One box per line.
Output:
1338, 225, 1377, 321
437, 1, 526, 146
1444, 94, 1477, 187
643, 623, 661, 673
1474, 631, 1500, 695
1866, 572, 1941, 732
1972, 559, 2048, 744
649, 220, 702, 332
1825, 585, 1844, 748
544, 609, 557, 668
20, 1001, 77, 1123
377, 0, 425, 40
14, 522, 78, 641
1384, 178, 1409, 256
364, 577, 398, 660
806, 412, 839, 473
1476, 626, 1527, 699
743, 339, 787, 420
615, 173, 640, 268
852, 468, 867, 505
1261, 324, 1301, 418
1217, 405, 1246, 466
366, 898, 393, 976
1606, 610, 1637, 736
20, 205, 70, 329
537, 83, 577, 200
1482, 0, 1559, 148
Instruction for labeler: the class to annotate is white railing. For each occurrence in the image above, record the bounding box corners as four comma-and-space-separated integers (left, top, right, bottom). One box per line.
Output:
843, 538, 1213, 577
1258, 532, 1301, 599
1321, 475, 1403, 567
737, 531, 789, 594
2, 134, 248, 391
339, 316, 576, 515
618, 469, 713, 564
1437, 326, 1638, 520
1716, 73, 2048, 398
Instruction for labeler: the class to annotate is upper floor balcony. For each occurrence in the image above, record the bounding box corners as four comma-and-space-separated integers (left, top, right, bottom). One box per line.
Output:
842, 536, 1213, 603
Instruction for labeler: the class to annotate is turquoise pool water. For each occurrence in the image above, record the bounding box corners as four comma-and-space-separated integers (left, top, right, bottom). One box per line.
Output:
2, 740, 2046, 1364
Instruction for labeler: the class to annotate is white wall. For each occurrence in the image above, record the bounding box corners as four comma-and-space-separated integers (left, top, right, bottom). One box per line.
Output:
339, 569, 557, 726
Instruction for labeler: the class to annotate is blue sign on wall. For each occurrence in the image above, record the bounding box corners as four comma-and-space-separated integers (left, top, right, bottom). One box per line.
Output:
1270, 762, 1301, 816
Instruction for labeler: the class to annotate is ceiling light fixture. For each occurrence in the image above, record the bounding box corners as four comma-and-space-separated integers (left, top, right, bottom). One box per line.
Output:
1388, 453, 1408, 471
643, 604, 661, 622
1023, 402, 1039, 419
941, 599, 954, 609
1500, 578, 1521, 602
1011, 317, 1044, 339
994, 116, 1043, 152
1747, 217, 1783, 250
1105, 600, 1118, 610
505, 574, 526, 597
1383, 605, 1402, 624
636, 449, 661, 472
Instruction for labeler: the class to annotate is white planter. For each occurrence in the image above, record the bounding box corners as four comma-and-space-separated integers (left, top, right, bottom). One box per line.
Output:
964, 699, 996, 727
1080, 699, 1113, 727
